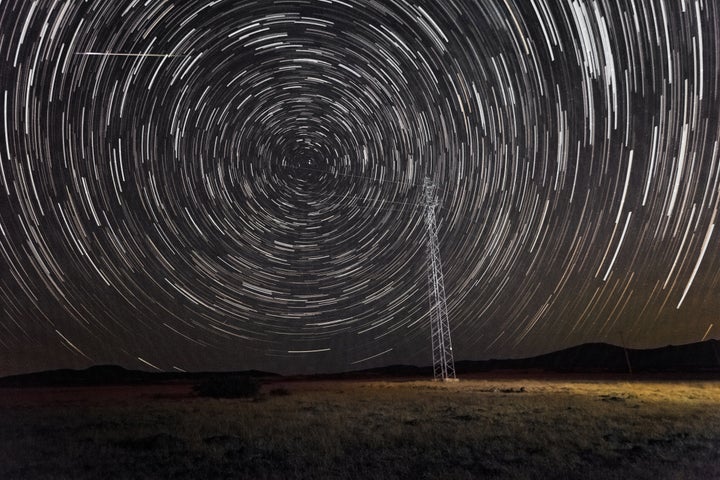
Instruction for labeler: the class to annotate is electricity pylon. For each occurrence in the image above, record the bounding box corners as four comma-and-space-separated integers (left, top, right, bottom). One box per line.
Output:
422, 177, 457, 381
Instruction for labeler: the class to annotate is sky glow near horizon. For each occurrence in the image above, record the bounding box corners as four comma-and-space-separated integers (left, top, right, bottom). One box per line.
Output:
1, 0, 719, 376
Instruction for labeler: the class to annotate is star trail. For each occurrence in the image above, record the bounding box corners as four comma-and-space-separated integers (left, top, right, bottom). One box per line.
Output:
1, 0, 719, 376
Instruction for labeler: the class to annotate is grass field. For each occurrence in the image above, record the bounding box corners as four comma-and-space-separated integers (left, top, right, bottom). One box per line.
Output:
1, 376, 719, 479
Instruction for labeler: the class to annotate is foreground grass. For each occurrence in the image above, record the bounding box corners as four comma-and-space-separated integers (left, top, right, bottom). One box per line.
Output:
1, 377, 719, 479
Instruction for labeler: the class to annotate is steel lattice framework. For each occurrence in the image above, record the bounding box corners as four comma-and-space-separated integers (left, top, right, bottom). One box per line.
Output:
422, 177, 457, 381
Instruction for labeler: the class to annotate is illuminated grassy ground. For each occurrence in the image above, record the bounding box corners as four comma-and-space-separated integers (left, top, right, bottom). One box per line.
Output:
1, 377, 719, 479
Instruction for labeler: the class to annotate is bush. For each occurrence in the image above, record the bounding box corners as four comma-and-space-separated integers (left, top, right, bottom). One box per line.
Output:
193, 376, 261, 398
269, 387, 291, 397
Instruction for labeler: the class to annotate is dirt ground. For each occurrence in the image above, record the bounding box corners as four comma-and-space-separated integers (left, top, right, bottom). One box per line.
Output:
1, 375, 719, 479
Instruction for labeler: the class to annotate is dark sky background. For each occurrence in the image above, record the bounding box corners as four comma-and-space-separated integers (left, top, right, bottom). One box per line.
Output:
1, 0, 719, 377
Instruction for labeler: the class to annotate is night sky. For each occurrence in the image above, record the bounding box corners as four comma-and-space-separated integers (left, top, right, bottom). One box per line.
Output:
1, 0, 719, 377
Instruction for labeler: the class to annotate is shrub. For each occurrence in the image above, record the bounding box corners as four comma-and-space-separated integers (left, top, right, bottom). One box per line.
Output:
269, 387, 291, 397
193, 376, 261, 398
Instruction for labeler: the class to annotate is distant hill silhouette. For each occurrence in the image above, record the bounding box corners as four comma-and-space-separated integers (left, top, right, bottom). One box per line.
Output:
0, 365, 279, 388
340, 339, 720, 378
1, 340, 718, 387
453, 339, 720, 374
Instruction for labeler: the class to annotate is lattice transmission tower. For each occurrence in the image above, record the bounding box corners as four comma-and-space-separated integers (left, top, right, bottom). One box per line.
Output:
422, 177, 457, 381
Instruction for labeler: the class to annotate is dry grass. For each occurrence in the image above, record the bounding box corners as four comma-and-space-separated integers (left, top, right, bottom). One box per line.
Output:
1, 376, 719, 479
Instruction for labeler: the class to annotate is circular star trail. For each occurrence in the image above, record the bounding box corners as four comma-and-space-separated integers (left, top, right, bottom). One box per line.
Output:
1, 0, 719, 375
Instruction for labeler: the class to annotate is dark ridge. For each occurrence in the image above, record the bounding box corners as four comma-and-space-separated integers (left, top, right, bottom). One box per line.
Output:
454, 339, 720, 374
342, 339, 720, 378
0, 366, 280, 388
1, 340, 718, 387
309, 364, 433, 380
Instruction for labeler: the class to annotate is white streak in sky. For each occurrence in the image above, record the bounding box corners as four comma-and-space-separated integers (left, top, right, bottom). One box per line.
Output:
287, 348, 331, 354
677, 222, 715, 309
76, 52, 187, 57
137, 356, 163, 370
350, 348, 393, 364
603, 211, 632, 281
